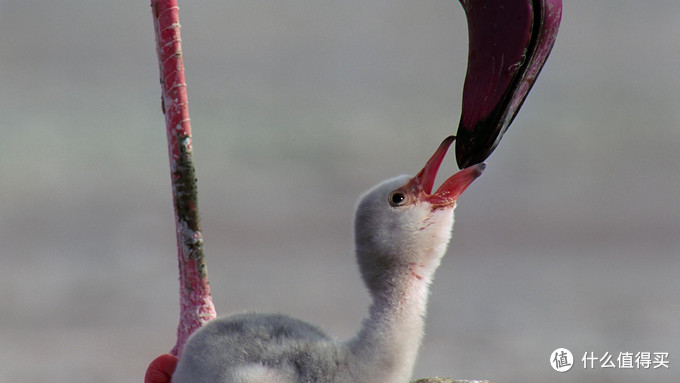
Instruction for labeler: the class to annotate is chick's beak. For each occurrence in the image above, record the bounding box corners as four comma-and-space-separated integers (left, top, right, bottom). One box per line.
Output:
404, 136, 485, 207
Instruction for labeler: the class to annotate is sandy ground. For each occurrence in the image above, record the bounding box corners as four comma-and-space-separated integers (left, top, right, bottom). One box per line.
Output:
1, 1, 679, 382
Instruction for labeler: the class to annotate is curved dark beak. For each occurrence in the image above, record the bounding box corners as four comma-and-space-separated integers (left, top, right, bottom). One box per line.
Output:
455, 0, 562, 168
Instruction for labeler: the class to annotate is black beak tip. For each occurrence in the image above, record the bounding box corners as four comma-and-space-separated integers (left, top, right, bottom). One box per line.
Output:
455, 128, 496, 169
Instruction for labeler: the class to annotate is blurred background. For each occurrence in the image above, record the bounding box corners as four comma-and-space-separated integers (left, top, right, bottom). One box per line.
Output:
1, 1, 678, 382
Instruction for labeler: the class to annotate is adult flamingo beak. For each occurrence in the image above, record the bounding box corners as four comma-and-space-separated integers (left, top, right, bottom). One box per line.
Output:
455, 0, 563, 168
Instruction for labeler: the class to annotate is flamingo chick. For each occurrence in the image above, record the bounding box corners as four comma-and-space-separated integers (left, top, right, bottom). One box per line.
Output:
171, 136, 484, 383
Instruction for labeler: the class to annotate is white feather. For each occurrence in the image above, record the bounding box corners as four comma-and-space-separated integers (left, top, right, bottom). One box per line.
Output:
172, 175, 459, 383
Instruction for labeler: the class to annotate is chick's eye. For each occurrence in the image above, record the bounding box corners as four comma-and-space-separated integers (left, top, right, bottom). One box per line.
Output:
389, 191, 407, 207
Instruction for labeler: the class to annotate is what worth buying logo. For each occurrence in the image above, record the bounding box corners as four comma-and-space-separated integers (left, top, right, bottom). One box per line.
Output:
551, 348, 670, 372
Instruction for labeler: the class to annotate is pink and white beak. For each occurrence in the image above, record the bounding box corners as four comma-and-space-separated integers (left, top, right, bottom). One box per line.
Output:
455, 0, 562, 168
402, 136, 484, 208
